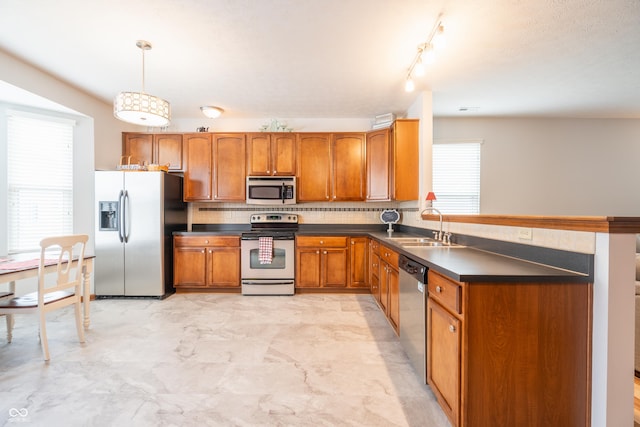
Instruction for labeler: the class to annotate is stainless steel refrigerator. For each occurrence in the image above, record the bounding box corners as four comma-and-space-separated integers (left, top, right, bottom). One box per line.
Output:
95, 171, 186, 298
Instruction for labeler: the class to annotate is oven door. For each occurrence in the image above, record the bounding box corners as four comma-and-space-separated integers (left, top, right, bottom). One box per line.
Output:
241, 238, 295, 280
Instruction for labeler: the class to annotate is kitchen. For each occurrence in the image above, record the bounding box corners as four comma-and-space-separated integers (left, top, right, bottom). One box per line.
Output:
1, 1, 640, 426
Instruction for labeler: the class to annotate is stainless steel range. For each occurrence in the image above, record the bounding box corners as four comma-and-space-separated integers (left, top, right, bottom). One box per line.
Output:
241, 213, 298, 295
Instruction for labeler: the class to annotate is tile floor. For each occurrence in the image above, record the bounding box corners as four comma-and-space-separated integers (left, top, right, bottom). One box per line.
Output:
0, 293, 450, 426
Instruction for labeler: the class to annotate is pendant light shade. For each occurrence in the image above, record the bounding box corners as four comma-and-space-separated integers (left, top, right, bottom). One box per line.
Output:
114, 40, 170, 127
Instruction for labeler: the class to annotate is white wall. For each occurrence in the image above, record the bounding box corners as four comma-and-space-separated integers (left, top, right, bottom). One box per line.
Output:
0, 50, 129, 262
434, 117, 640, 216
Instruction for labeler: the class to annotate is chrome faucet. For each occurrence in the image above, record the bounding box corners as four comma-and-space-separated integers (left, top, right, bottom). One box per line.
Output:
421, 207, 444, 241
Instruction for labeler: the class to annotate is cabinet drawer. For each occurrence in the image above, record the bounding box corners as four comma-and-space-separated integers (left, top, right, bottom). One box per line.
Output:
379, 244, 399, 269
296, 236, 347, 248
428, 270, 463, 315
175, 235, 239, 247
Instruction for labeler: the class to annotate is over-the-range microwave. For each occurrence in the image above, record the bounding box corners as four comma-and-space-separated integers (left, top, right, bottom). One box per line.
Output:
246, 176, 296, 205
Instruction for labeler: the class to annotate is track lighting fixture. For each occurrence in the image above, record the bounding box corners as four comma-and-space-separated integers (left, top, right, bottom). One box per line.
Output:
404, 19, 446, 92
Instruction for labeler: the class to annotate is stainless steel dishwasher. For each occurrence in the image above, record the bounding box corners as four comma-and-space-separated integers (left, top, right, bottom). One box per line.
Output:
399, 254, 428, 383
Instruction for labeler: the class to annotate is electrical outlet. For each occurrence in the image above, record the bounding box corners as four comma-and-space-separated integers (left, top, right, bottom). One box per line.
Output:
518, 227, 533, 240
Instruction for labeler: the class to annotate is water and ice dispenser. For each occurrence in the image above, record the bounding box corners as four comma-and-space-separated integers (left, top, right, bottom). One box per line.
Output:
99, 201, 119, 231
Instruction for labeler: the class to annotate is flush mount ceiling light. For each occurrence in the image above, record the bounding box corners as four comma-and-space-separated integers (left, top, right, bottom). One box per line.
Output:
114, 40, 170, 127
200, 106, 224, 119
404, 18, 446, 93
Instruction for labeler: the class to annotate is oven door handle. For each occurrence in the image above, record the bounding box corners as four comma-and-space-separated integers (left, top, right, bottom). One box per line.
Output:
241, 280, 295, 285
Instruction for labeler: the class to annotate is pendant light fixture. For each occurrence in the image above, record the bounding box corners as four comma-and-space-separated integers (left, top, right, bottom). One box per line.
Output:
114, 40, 170, 127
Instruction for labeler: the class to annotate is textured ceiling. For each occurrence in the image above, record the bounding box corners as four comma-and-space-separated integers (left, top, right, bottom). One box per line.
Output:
0, 0, 639, 119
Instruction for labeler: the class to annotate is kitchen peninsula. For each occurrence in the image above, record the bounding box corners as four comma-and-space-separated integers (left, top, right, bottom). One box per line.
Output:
173, 212, 621, 427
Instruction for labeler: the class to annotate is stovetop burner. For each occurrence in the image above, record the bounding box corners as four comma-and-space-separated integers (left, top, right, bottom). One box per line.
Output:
242, 212, 299, 240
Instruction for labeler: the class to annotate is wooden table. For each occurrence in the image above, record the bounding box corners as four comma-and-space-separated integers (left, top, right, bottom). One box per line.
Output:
0, 255, 95, 329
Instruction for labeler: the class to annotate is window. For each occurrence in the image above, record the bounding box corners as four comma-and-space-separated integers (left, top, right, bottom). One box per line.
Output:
432, 140, 481, 214
7, 112, 74, 253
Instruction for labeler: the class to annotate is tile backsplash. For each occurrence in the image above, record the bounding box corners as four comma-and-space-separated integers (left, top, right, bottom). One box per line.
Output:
189, 202, 596, 254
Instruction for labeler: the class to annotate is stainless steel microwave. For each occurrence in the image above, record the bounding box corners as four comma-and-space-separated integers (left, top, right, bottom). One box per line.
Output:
246, 176, 296, 205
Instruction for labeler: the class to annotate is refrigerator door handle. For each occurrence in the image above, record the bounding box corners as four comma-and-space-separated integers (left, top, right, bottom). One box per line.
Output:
123, 190, 130, 243
117, 190, 125, 243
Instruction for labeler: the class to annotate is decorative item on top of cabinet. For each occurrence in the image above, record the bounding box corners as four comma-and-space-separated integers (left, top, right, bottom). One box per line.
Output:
183, 133, 213, 201
122, 132, 184, 171
173, 235, 240, 290
349, 237, 368, 288
246, 133, 296, 176
426, 269, 591, 427
295, 236, 348, 289
212, 134, 246, 201
365, 119, 419, 201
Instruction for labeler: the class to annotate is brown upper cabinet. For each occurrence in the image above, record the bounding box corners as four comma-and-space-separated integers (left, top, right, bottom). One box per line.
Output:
122, 132, 183, 171
366, 119, 419, 201
332, 133, 366, 201
296, 133, 366, 202
246, 133, 296, 176
296, 133, 332, 202
183, 133, 213, 201
212, 134, 246, 201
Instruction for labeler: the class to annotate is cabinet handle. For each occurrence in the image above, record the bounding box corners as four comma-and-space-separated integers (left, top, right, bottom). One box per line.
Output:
205, 240, 209, 244
320, 240, 324, 244
201, 250, 205, 254
436, 286, 443, 293
449, 324, 456, 333
323, 250, 327, 254
351, 241, 354, 245
316, 250, 320, 254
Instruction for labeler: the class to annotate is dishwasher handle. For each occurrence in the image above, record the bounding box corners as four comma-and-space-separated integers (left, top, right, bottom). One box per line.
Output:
399, 254, 428, 283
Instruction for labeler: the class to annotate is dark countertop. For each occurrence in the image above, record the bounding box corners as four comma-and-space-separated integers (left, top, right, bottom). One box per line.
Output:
175, 227, 591, 284
370, 231, 589, 283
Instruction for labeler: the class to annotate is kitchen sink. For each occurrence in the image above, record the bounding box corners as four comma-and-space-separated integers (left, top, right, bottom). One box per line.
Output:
386, 236, 464, 248
386, 237, 435, 243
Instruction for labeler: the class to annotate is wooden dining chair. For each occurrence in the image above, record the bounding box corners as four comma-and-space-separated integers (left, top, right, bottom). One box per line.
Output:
0, 287, 15, 342
0, 234, 88, 361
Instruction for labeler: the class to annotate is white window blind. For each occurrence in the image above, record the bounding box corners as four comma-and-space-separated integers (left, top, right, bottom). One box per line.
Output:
432, 141, 481, 214
7, 113, 74, 253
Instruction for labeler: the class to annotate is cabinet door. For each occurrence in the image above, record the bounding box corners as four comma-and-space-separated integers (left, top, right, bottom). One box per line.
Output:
388, 266, 400, 331
366, 129, 390, 200
427, 299, 461, 427
296, 134, 332, 202
332, 133, 365, 201
246, 133, 271, 176
323, 248, 348, 287
184, 133, 212, 201
271, 133, 296, 175
296, 248, 322, 288
379, 264, 389, 313
391, 119, 419, 201
123, 133, 153, 166
349, 237, 368, 288
207, 247, 240, 287
174, 246, 207, 287
155, 134, 183, 171
213, 134, 246, 201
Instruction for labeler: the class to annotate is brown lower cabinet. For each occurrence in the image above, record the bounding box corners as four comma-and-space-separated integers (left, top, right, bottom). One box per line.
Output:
426, 269, 591, 427
295, 236, 348, 289
379, 243, 399, 333
173, 235, 240, 290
